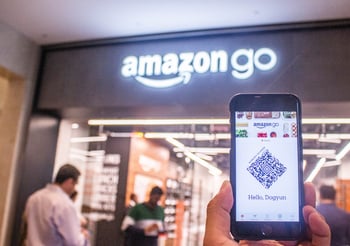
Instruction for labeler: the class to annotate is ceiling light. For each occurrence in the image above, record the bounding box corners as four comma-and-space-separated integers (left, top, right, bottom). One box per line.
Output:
173, 147, 230, 154
176, 152, 184, 158
215, 133, 231, 139
70, 148, 106, 156
194, 134, 216, 141
302, 133, 320, 140
144, 132, 230, 141
302, 118, 350, 124
304, 143, 350, 182
322, 160, 341, 167
175, 147, 335, 156
195, 133, 231, 141
108, 132, 136, 138
70, 136, 107, 143
194, 152, 214, 161
166, 137, 222, 176
335, 141, 350, 160
183, 150, 222, 176
325, 134, 350, 139
144, 132, 194, 139
318, 137, 341, 144
89, 117, 350, 126
316, 154, 336, 159
88, 118, 229, 126
305, 157, 326, 182
71, 123, 79, 129
105, 130, 350, 145
303, 149, 336, 155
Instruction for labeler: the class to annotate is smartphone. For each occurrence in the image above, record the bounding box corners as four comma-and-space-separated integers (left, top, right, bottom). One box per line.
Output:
229, 93, 305, 241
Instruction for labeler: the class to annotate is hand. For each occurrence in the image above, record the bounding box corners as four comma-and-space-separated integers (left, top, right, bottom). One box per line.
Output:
203, 181, 330, 246
144, 223, 159, 234
81, 227, 90, 239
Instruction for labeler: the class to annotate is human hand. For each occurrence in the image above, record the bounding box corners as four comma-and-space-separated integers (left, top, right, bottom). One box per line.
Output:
144, 223, 159, 234
203, 181, 330, 246
81, 227, 90, 239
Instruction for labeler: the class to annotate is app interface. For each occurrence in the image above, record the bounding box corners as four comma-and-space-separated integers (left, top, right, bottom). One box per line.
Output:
235, 111, 300, 222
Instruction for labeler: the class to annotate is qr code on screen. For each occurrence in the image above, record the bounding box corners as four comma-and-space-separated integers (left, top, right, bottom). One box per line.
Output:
247, 148, 287, 189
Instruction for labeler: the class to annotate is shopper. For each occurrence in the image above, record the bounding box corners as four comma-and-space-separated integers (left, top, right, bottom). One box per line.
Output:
121, 186, 165, 246
122, 193, 139, 246
70, 190, 90, 243
126, 193, 138, 212
23, 164, 88, 246
204, 181, 331, 246
316, 184, 350, 246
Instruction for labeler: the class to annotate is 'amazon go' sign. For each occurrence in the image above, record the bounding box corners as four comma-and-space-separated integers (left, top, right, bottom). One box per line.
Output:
121, 48, 277, 88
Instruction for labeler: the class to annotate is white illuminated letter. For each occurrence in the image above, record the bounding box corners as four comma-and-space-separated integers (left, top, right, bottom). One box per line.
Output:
162, 53, 179, 75
231, 49, 254, 79
254, 48, 277, 71
193, 51, 211, 73
121, 56, 138, 77
138, 55, 162, 76
179, 53, 194, 73
210, 50, 228, 72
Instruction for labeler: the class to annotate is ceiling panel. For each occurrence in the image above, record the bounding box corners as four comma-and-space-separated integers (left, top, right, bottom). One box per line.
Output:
1, 0, 350, 44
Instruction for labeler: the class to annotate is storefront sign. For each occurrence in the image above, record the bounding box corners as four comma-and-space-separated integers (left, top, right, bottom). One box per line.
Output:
121, 48, 277, 88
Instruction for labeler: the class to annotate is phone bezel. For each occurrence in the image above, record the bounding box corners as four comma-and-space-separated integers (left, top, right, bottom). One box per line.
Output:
229, 93, 305, 241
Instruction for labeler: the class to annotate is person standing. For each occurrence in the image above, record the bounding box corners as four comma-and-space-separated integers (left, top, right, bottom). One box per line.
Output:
23, 164, 88, 246
122, 193, 139, 246
70, 190, 90, 243
316, 184, 350, 246
121, 186, 165, 246
125, 193, 138, 215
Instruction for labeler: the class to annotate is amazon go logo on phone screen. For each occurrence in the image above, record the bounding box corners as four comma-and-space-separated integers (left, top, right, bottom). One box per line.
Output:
121, 48, 277, 88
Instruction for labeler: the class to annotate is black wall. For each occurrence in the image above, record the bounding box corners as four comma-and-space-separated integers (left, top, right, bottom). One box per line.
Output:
12, 114, 59, 246
37, 23, 350, 119
94, 137, 131, 246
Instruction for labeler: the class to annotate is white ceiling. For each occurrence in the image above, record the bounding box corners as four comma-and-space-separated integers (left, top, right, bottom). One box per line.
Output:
1, 0, 350, 45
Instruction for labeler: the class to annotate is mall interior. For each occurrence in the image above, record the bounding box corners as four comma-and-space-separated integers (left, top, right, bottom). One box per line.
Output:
2, 2, 350, 246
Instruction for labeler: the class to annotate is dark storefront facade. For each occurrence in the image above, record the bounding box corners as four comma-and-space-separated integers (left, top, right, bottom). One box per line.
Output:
12, 21, 350, 245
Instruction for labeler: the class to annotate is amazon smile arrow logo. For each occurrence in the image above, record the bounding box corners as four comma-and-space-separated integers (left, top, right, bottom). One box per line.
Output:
135, 72, 191, 88
121, 48, 277, 88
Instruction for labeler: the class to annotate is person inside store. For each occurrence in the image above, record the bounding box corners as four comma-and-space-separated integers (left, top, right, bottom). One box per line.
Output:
22, 164, 89, 246
122, 192, 139, 245
121, 186, 165, 246
204, 180, 331, 246
126, 193, 138, 212
70, 190, 90, 241
316, 184, 350, 246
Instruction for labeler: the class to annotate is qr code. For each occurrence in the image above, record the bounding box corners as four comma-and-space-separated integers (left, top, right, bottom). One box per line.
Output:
247, 148, 287, 189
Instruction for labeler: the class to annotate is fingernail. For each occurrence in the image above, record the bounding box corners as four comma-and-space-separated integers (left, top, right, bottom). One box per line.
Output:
220, 180, 229, 192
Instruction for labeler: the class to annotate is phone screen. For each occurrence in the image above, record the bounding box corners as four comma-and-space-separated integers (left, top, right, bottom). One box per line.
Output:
235, 111, 299, 222
230, 94, 305, 240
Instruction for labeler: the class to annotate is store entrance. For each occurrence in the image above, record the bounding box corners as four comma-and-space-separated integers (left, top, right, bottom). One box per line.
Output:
55, 118, 229, 246
53, 116, 350, 246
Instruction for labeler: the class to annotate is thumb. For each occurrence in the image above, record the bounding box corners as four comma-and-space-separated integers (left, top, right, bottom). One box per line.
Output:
303, 205, 330, 246
204, 181, 234, 245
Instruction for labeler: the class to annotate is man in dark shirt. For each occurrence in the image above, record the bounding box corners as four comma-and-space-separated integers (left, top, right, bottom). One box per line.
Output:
316, 184, 350, 246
